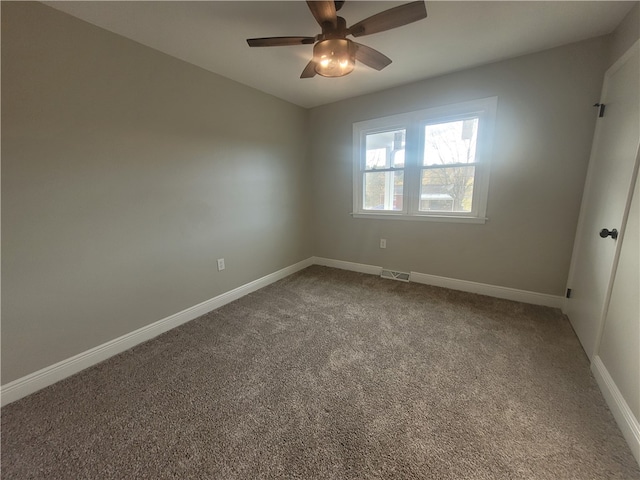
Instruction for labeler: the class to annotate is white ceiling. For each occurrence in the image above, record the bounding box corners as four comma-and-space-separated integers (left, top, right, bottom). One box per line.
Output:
45, 1, 635, 108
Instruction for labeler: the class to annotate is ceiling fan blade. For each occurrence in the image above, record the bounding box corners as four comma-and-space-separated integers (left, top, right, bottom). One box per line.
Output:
348, 1, 427, 38
247, 36, 316, 47
306, 1, 337, 29
300, 60, 317, 78
354, 42, 392, 71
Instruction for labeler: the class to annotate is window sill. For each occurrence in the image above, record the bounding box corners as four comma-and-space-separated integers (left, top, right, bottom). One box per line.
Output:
351, 213, 488, 224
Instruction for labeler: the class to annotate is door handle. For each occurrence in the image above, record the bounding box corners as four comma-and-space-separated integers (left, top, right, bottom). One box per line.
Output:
599, 228, 618, 239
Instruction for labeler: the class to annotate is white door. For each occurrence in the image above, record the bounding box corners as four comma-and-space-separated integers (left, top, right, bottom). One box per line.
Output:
565, 41, 640, 360
597, 175, 639, 420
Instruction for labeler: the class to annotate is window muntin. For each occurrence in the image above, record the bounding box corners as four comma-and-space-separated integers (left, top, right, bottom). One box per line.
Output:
353, 97, 496, 223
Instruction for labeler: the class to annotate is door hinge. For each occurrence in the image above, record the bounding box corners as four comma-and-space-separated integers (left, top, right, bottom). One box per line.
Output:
593, 103, 605, 118
566, 288, 572, 298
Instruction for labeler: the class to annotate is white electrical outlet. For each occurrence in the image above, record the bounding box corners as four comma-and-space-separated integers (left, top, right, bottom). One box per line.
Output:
217, 258, 225, 271
380, 238, 387, 249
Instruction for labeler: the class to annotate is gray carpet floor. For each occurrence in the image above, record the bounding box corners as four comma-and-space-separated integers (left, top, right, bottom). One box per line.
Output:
2, 266, 639, 479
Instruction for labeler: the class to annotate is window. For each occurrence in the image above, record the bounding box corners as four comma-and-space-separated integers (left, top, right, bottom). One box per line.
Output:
353, 97, 497, 223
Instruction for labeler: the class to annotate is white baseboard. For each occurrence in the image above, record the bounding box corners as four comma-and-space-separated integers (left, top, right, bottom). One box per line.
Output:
310, 258, 562, 308
591, 356, 640, 465
1, 256, 563, 406
410, 271, 564, 308
312, 257, 383, 276
0, 257, 314, 406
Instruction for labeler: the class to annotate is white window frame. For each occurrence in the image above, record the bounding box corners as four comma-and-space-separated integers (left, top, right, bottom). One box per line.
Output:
352, 96, 497, 223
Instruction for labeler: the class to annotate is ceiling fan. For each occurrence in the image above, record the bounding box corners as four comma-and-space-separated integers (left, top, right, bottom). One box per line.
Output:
246, 1, 427, 78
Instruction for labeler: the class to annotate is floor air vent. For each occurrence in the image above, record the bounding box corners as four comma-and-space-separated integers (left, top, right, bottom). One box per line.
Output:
380, 270, 410, 282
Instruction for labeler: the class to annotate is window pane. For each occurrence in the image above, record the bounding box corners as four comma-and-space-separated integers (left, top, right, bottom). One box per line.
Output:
419, 166, 474, 212
364, 171, 404, 211
365, 129, 405, 169
423, 118, 478, 166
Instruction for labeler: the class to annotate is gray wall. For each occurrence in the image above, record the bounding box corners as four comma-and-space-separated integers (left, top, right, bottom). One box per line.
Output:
608, 2, 639, 67
1, 2, 311, 383
309, 37, 608, 296
2, 1, 630, 387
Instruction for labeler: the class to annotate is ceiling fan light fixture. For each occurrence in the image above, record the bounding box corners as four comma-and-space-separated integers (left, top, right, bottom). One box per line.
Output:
313, 39, 356, 77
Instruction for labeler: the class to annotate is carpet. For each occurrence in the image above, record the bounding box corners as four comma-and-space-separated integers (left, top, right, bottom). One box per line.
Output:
2, 266, 639, 479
